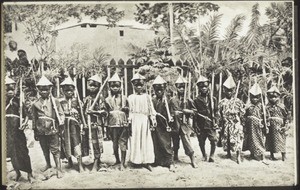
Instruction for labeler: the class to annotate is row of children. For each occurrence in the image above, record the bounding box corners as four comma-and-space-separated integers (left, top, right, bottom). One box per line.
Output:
5, 71, 290, 183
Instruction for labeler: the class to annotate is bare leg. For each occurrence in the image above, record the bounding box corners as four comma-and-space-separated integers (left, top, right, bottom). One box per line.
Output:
27, 172, 34, 183
120, 151, 127, 171
189, 153, 198, 168
53, 155, 63, 178
15, 170, 21, 181
236, 150, 241, 164
208, 141, 216, 162
67, 157, 73, 168
282, 152, 286, 161
91, 158, 99, 172
270, 152, 277, 160
77, 156, 84, 173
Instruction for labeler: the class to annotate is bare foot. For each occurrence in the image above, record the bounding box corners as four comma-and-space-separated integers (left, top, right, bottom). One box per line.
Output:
56, 170, 63, 179
144, 164, 152, 172
208, 157, 215, 163
202, 155, 208, 161
40, 165, 51, 172
191, 161, 198, 168
15, 170, 21, 182
169, 164, 176, 172
27, 173, 34, 183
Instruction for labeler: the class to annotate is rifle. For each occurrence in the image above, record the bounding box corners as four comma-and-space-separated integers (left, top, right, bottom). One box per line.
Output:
50, 93, 64, 126
19, 77, 23, 130
261, 93, 268, 134
211, 72, 215, 128
183, 77, 188, 124
164, 95, 173, 132
218, 72, 222, 104
84, 77, 108, 164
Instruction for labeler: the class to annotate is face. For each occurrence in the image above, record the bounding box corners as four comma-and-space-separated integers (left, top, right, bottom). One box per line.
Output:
268, 92, 279, 104
197, 82, 209, 95
37, 86, 51, 99
132, 80, 144, 94
224, 87, 234, 99
109, 82, 121, 95
9, 41, 17, 51
63, 85, 75, 98
153, 84, 165, 98
6, 84, 15, 99
87, 80, 100, 94
250, 94, 261, 105
175, 83, 186, 96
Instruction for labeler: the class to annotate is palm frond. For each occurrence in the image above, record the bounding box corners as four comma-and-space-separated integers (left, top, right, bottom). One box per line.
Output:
201, 13, 223, 44
224, 14, 246, 42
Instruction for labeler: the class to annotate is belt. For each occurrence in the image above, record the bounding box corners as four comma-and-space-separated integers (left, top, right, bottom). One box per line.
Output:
269, 117, 283, 122
6, 114, 20, 118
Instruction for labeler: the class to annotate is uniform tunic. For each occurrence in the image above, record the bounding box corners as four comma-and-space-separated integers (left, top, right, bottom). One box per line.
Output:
193, 95, 219, 142
128, 94, 156, 164
243, 103, 265, 156
6, 97, 32, 173
152, 96, 173, 167
169, 96, 195, 156
219, 98, 245, 152
105, 95, 129, 151
32, 97, 65, 156
82, 96, 105, 159
60, 97, 82, 159
265, 103, 288, 153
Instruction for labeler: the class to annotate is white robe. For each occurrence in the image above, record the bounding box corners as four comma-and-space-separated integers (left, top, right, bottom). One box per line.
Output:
128, 93, 156, 164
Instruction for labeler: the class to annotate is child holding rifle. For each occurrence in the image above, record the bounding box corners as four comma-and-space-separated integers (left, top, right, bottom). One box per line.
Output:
218, 74, 245, 164
60, 76, 85, 172
5, 76, 33, 182
193, 75, 219, 162
32, 75, 65, 178
243, 82, 268, 164
151, 75, 175, 172
104, 73, 129, 171
265, 86, 289, 161
169, 76, 197, 168
82, 74, 107, 172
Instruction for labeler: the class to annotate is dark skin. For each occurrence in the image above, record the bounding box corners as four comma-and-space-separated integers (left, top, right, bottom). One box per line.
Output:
250, 94, 261, 105
132, 80, 145, 95
175, 83, 193, 115
153, 84, 166, 99
267, 92, 286, 161
63, 85, 75, 100
6, 84, 15, 99
86, 80, 106, 116
7, 84, 33, 182
37, 86, 52, 100
223, 86, 234, 99
197, 82, 209, 97
109, 81, 121, 96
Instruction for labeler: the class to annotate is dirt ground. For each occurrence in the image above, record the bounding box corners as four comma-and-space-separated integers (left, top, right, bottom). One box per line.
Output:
5, 127, 297, 189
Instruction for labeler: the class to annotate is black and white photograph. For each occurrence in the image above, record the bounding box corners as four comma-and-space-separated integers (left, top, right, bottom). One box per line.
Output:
1, 1, 297, 189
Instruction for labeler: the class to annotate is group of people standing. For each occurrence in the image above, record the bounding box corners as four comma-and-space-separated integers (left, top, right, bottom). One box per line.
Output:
5, 70, 290, 183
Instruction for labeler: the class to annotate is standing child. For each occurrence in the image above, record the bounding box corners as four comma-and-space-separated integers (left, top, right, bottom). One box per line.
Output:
60, 76, 84, 172
243, 82, 268, 164
32, 75, 65, 178
193, 75, 219, 162
104, 73, 129, 171
218, 75, 245, 163
169, 76, 197, 168
82, 74, 107, 172
265, 86, 289, 161
5, 76, 33, 182
151, 75, 175, 172
127, 73, 156, 171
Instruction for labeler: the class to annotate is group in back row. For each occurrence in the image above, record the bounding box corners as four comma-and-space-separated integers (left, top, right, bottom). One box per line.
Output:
5, 71, 289, 183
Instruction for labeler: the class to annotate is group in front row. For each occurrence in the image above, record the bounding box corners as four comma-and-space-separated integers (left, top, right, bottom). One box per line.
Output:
5, 71, 290, 183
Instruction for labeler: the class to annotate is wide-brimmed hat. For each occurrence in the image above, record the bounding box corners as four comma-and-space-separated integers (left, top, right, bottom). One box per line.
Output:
5, 76, 16, 85
108, 73, 121, 83
36, 75, 53, 86
88, 74, 102, 83
249, 83, 262, 96
60, 76, 75, 86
